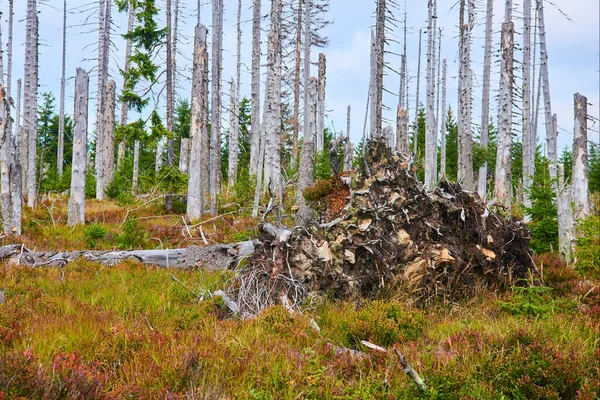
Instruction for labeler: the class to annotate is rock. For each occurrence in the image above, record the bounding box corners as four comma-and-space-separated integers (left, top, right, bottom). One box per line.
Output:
344, 249, 356, 264
317, 241, 332, 262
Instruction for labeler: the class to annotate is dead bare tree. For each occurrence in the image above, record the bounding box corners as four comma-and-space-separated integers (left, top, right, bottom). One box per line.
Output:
165, 0, 175, 211
344, 105, 353, 171
457, 0, 474, 191
117, 2, 135, 169
210, 0, 224, 215
96, 0, 111, 201
228, 79, 239, 187
413, 29, 422, 155
25, 0, 39, 207
557, 163, 574, 263
249, 0, 261, 177
572, 93, 589, 220
57, 0, 68, 176
68, 68, 89, 227
424, 0, 438, 189
296, 77, 318, 227
439, 59, 447, 178
316, 53, 326, 153
396, 8, 409, 156
522, 0, 533, 208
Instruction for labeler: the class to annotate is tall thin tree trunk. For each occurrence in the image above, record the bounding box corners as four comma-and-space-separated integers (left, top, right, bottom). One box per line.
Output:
316, 53, 326, 153
344, 105, 353, 171
538, 0, 556, 182
132, 140, 140, 190
26, 3, 39, 208
477, 0, 494, 198
118, 2, 134, 169
187, 25, 209, 221
100, 80, 115, 199
249, 0, 261, 176
373, 0, 386, 138
457, 0, 474, 191
292, 0, 302, 167
95, 0, 107, 200
424, 0, 437, 189
15, 79, 21, 152
165, 0, 174, 211
21, 2, 33, 194
572, 93, 589, 220
494, 22, 515, 206
439, 59, 447, 178
413, 29, 422, 154
0, 82, 14, 236
296, 77, 317, 227
230, 0, 242, 183
303, 0, 312, 142
210, 0, 224, 215
68, 68, 89, 227
557, 163, 574, 263
6, 0, 13, 101
58, 0, 67, 176
228, 79, 238, 187
522, 0, 533, 209
396, 9, 409, 156
369, 28, 376, 138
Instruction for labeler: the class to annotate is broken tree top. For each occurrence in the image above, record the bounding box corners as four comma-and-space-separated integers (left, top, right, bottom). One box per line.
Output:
251, 138, 537, 305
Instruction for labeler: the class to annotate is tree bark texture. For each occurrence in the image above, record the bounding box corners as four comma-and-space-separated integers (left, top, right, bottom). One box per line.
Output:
457, 0, 474, 191
522, 0, 532, 209
557, 163, 574, 263
210, 0, 224, 215
228, 79, 239, 187
58, 0, 67, 176
344, 105, 353, 171
249, 0, 261, 176
439, 59, 447, 178
316, 53, 326, 153
100, 80, 116, 198
572, 93, 589, 220
117, 2, 135, 169
296, 77, 318, 227
424, 0, 437, 189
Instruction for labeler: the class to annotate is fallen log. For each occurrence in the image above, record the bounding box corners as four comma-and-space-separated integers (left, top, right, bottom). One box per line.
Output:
0, 241, 256, 270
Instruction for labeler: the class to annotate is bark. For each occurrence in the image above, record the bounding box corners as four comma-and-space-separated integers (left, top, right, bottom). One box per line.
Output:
26, 4, 39, 208
58, 0, 67, 176
132, 140, 140, 190
6, 0, 13, 101
249, 0, 261, 176
262, 0, 283, 201
383, 126, 394, 149
538, 0, 556, 181
68, 68, 89, 227
572, 93, 589, 220
95, 0, 108, 199
477, 0, 494, 198
413, 29, 422, 155
0, 242, 255, 270
424, 0, 437, 189
230, 0, 242, 184
0, 82, 13, 236
296, 77, 318, 227
210, 0, 224, 215
303, 0, 312, 141
439, 59, 447, 178
557, 163, 574, 263
316, 53, 327, 153
165, 0, 175, 211
186, 25, 209, 222
369, 28, 376, 138
373, 0, 386, 138
117, 2, 135, 169
179, 138, 190, 173
100, 80, 116, 199
396, 8, 407, 155
12, 80, 21, 234
228, 79, 238, 187
344, 105, 353, 171
494, 22, 514, 206
457, 0, 474, 191
292, 0, 302, 167
522, 0, 532, 209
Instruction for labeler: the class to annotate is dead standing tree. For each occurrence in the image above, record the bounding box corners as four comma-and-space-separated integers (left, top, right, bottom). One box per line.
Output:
296, 77, 318, 227
457, 0, 474, 191
210, 0, 224, 215
424, 0, 438, 189
249, 0, 261, 177
522, 0, 533, 209
57, 0, 68, 176
68, 68, 89, 227
117, 2, 135, 169
316, 53, 326, 153
572, 93, 589, 220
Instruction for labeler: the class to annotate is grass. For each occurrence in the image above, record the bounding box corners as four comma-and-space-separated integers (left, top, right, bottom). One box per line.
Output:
0, 198, 598, 398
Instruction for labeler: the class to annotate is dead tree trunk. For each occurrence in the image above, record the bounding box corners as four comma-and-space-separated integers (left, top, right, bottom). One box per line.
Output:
439, 59, 447, 178
457, 0, 474, 191
117, 2, 135, 169
303, 0, 312, 142
522, 0, 533, 209
228, 79, 238, 187
413, 29, 422, 155
477, 0, 494, 198
58, 0, 67, 176
292, 0, 302, 167
27, 4, 39, 208
187, 25, 209, 222
95, 0, 110, 200
132, 140, 140, 190
495, 22, 514, 206
249, 0, 261, 177
373, 0, 386, 139
210, 0, 224, 215
0, 82, 14, 236
6, 0, 13, 102
424, 0, 437, 189
572, 93, 589, 220
22, 0, 37, 204
100, 80, 115, 198
11, 79, 21, 235
68, 68, 89, 227
344, 105, 353, 171
316, 54, 327, 153
165, 0, 175, 211
557, 163, 574, 263
296, 77, 318, 227
396, 9, 409, 156
229, 0, 242, 185
369, 28, 377, 139
538, 0, 556, 182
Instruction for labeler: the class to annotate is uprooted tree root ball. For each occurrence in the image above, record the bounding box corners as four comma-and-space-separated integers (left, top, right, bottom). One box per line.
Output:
231, 139, 538, 315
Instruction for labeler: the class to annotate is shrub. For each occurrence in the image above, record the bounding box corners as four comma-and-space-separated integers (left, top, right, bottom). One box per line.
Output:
341, 300, 425, 347
574, 213, 600, 279
83, 224, 107, 249
115, 219, 147, 250
303, 179, 332, 203
498, 284, 562, 318
536, 254, 579, 296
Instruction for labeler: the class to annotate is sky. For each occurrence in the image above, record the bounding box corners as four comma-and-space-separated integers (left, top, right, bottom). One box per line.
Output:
4, 0, 600, 154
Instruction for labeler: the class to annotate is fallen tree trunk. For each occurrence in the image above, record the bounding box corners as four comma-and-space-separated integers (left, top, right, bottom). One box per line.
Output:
0, 241, 255, 269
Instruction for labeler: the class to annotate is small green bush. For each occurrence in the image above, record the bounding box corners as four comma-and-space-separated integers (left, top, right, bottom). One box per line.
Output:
575, 213, 600, 279
115, 219, 147, 250
83, 224, 107, 249
341, 300, 425, 347
498, 284, 561, 318
303, 179, 332, 202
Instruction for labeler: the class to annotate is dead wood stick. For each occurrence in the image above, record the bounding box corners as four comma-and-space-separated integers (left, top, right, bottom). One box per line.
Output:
393, 347, 428, 392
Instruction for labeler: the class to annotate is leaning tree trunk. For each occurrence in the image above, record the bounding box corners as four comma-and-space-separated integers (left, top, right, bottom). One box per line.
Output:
495, 22, 515, 207
316, 54, 326, 153
58, 0, 67, 176
457, 0, 474, 191
186, 25, 209, 222
439, 59, 447, 178
100, 80, 115, 199
117, 1, 135, 169
210, 0, 224, 215
522, 0, 532, 209
296, 77, 318, 227
538, 0, 556, 182
477, 0, 494, 198
249, 0, 261, 176
228, 79, 239, 188
68, 68, 89, 227
291, 0, 302, 167
572, 93, 589, 220
424, 0, 437, 189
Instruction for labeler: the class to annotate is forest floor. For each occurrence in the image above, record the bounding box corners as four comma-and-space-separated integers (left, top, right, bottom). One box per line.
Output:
0, 197, 599, 399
